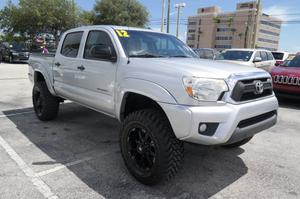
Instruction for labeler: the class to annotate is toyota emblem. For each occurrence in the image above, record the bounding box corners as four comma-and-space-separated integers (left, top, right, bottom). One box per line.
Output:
255, 81, 264, 94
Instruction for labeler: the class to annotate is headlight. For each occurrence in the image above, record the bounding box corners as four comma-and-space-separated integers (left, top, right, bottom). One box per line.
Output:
183, 77, 229, 101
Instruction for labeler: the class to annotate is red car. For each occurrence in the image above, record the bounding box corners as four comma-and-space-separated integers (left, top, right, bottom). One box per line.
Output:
271, 55, 300, 99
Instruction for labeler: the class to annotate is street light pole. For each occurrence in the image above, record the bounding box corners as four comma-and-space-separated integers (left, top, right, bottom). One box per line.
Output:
161, 0, 165, 32
167, 0, 171, 33
175, 3, 186, 38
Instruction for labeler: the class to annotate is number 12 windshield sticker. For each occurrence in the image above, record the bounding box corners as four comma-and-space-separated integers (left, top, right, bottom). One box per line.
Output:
116, 30, 130, 38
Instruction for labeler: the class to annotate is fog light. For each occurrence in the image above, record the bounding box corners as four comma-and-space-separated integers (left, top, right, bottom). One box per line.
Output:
198, 123, 219, 136
199, 124, 207, 132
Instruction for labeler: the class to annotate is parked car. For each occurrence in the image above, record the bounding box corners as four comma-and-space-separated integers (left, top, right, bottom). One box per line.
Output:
271, 54, 300, 99
28, 26, 278, 185
0, 41, 30, 63
271, 51, 294, 66
194, 48, 220, 60
216, 48, 276, 72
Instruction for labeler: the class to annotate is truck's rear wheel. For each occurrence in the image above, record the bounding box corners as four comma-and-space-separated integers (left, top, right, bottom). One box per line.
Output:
32, 82, 60, 121
223, 136, 253, 148
120, 109, 184, 185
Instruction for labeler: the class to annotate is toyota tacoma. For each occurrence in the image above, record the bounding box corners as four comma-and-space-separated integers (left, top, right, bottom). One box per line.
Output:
28, 26, 278, 185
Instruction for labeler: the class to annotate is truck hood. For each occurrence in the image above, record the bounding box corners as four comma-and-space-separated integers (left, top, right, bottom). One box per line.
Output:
130, 58, 264, 79
216, 60, 254, 67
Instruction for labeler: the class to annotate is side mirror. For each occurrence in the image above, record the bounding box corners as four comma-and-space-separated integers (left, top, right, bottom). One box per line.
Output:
90, 44, 117, 62
253, 57, 262, 63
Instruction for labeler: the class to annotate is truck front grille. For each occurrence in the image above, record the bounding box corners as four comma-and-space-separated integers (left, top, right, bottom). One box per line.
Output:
231, 78, 273, 102
273, 75, 300, 86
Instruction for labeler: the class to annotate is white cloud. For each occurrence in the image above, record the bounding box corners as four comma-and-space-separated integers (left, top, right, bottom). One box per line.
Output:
264, 5, 300, 22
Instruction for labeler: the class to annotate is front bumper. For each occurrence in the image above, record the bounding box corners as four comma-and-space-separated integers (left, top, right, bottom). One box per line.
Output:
159, 96, 278, 145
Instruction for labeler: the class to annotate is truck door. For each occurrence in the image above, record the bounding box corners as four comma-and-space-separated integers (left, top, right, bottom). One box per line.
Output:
75, 29, 118, 115
259, 51, 272, 71
52, 31, 84, 98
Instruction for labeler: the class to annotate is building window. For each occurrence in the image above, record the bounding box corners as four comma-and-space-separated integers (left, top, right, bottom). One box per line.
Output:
258, 38, 278, 44
188, 29, 196, 33
216, 36, 233, 40
188, 35, 195, 40
256, 46, 277, 51
217, 28, 230, 32
215, 45, 232, 49
188, 21, 197, 25
259, 29, 280, 36
260, 20, 281, 29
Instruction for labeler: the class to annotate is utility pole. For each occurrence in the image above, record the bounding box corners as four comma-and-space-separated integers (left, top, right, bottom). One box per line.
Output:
161, 0, 165, 32
167, 0, 171, 33
175, 3, 186, 38
253, 0, 261, 48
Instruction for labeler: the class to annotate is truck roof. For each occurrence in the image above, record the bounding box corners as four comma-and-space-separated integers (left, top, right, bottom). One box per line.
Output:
66, 25, 165, 34
226, 48, 271, 52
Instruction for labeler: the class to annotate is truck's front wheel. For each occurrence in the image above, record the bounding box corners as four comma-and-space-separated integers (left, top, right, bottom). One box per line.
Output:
120, 109, 184, 185
32, 82, 60, 121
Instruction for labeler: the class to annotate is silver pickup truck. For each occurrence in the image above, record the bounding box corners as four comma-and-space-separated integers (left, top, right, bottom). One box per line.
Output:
28, 25, 278, 185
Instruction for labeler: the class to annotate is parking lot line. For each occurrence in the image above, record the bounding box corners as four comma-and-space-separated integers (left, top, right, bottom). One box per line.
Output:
0, 111, 34, 118
0, 77, 28, 81
36, 157, 93, 177
0, 135, 59, 199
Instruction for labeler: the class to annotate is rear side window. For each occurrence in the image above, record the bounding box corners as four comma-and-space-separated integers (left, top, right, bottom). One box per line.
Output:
266, 51, 274, 60
272, 52, 284, 60
61, 32, 83, 58
260, 51, 268, 61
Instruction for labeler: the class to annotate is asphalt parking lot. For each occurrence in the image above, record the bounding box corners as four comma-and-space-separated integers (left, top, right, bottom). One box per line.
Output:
0, 62, 299, 199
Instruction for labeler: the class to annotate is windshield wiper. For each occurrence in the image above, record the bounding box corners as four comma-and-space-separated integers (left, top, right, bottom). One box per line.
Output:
129, 54, 164, 58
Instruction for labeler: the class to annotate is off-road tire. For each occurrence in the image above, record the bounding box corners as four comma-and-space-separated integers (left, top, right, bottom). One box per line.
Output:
32, 82, 60, 121
223, 136, 253, 148
120, 109, 184, 185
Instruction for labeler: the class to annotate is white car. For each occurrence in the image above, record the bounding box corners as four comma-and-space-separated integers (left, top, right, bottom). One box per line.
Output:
217, 48, 276, 72
271, 51, 294, 66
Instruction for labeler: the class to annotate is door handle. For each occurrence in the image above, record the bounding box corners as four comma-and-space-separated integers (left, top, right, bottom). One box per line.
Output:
55, 62, 61, 67
77, 65, 85, 71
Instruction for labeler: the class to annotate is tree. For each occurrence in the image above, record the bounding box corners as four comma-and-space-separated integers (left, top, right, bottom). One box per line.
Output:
92, 0, 149, 27
0, 0, 85, 44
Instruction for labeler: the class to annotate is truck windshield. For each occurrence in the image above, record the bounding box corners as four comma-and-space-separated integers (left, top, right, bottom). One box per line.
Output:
116, 30, 197, 58
283, 55, 300, 67
216, 50, 253, 62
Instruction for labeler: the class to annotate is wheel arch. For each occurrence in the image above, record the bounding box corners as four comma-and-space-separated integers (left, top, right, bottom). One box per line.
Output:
33, 70, 56, 96
116, 78, 177, 122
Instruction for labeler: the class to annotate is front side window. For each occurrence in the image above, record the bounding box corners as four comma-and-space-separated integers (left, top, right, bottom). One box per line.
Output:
116, 30, 197, 58
260, 51, 268, 61
84, 30, 116, 61
61, 31, 83, 58
216, 50, 253, 62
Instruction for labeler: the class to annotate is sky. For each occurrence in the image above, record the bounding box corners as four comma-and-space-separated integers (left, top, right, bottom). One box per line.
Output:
1, 0, 300, 52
